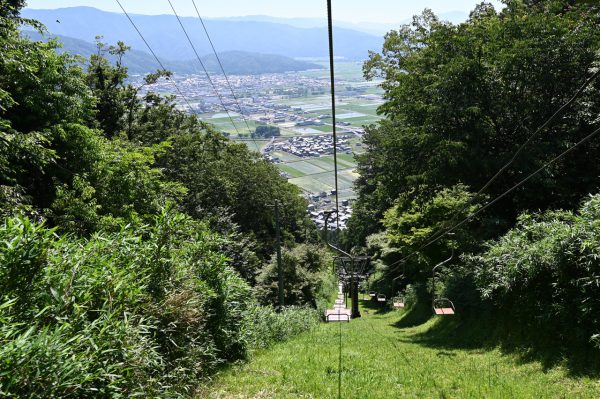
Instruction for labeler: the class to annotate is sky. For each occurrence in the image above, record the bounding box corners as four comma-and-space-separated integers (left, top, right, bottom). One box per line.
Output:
25, 0, 503, 24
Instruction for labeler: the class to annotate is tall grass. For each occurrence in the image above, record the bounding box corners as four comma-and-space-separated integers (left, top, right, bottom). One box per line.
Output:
0, 210, 321, 397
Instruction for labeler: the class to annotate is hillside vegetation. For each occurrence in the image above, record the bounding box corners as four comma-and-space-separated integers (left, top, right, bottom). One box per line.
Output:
0, 2, 333, 396
2, 0, 600, 397
199, 300, 600, 398
347, 0, 600, 359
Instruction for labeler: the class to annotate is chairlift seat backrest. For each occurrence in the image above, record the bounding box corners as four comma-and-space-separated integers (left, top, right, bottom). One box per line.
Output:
393, 301, 405, 308
433, 298, 455, 315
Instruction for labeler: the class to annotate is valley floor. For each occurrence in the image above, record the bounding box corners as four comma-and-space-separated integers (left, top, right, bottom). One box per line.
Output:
198, 300, 600, 399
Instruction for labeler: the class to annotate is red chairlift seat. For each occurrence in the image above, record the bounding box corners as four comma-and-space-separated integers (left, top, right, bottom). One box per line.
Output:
433, 298, 455, 315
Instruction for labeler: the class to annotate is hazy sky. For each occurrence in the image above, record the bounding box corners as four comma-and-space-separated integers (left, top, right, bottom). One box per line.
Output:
26, 0, 503, 24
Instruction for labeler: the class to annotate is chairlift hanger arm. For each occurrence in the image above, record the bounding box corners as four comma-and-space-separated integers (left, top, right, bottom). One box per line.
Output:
432, 250, 454, 273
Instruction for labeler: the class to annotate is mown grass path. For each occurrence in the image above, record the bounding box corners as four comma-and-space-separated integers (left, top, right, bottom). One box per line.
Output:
199, 301, 600, 398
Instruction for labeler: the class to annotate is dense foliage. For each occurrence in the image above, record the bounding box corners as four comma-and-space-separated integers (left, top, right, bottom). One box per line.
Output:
252, 124, 281, 138
256, 244, 336, 310
0, 213, 321, 397
468, 194, 600, 348
350, 0, 600, 351
0, 4, 330, 396
349, 0, 600, 248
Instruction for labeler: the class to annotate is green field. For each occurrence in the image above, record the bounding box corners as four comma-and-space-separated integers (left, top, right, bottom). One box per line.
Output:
283, 161, 327, 176
278, 164, 306, 178
212, 61, 379, 199
271, 151, 302, 162
288, 176, 334, 193
198, 301, 600, 398
276, 154, 358, 195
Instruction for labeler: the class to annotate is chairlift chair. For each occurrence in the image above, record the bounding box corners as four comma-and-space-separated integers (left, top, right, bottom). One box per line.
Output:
433, 298, 455, 315
393, 296, 405, 309
432, 251, 456, 316
377, 293, 387, 303
391, 272, 405, 309
368, 291, 376, 298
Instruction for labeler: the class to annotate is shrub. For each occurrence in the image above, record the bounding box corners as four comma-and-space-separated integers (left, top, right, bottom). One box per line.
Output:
244, 305, 320, 350
467, 194, 600, 347
0, 211, 256, 397
255, 244, 335, 309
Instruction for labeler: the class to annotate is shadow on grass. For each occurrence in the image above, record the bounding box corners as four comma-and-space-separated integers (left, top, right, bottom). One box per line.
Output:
392, 298, 432, 328
359, 298, 393, 316
395, 308, 600, 378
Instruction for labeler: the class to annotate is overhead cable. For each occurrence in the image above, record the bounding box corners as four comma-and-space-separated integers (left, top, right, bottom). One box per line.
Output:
115, 0, 196, 113
167, 0, 241, 136
190, 0, 260, 151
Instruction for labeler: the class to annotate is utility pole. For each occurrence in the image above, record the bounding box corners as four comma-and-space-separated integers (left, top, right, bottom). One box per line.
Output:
274, 201, 284, 310
350, 257, 360, 319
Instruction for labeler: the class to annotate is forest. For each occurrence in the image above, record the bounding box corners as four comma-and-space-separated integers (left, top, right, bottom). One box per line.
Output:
1, 0, 600, 397
0, 1, 334, 396
347, 0, 600, 360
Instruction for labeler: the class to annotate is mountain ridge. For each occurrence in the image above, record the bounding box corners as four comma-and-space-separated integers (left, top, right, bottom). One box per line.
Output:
24, 30, 324, 75
21, 7, 383, 60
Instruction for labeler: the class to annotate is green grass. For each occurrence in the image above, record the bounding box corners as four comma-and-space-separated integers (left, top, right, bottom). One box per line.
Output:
271, 151, 302, 162
275, 154, 358, 195
282, 161, 327, 176
288, 176, 333, 193
277, 164, 306, 178
338, 153, 357, 164
197, 300, 600, 398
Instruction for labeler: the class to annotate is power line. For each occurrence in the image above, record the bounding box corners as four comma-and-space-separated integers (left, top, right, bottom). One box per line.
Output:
327, 0, 340, 231
190, 0, 260, 152
166, 0, 241, 136
114, 0, 196, 114
422, 69, 600, 250
390, 124, 600, 269
387, 65, 600, 270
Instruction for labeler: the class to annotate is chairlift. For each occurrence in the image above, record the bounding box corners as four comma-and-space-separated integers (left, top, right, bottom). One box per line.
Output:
433, 298, 455, 315
368, 291, 376, 298
377, 293, 387, 303
393, 295, 405, 309
432, 251, 456, 316
391, 272, 405, 309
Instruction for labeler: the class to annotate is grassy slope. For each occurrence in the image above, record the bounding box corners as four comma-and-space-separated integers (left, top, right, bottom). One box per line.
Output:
198, 300, 600, 398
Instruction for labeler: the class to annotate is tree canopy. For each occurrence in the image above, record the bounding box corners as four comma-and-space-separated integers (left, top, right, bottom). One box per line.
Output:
349, 0, 600, 250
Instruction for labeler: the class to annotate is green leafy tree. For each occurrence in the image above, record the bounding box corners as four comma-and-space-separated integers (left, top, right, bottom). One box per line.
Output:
349, 2, 600, 247
252, 125, 280, 138
255, 243, 334, 308
367, 184, 483, 290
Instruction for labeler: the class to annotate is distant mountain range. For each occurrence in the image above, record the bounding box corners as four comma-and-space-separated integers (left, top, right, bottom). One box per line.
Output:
218, 12, 469, 36
21, 7, 384, 61
23, 30, 324, 75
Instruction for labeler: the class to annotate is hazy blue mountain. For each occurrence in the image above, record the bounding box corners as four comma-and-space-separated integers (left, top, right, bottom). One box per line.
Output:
21, 7, 383, 60
200, 51, 323, 75
217, 11, 469, 36
23, 30, 323, 75
23, 30, 195, 74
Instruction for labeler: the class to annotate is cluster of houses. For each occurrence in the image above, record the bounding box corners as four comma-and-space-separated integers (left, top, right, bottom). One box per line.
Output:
307, 196, 353, 230
271, 135, 353, 158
